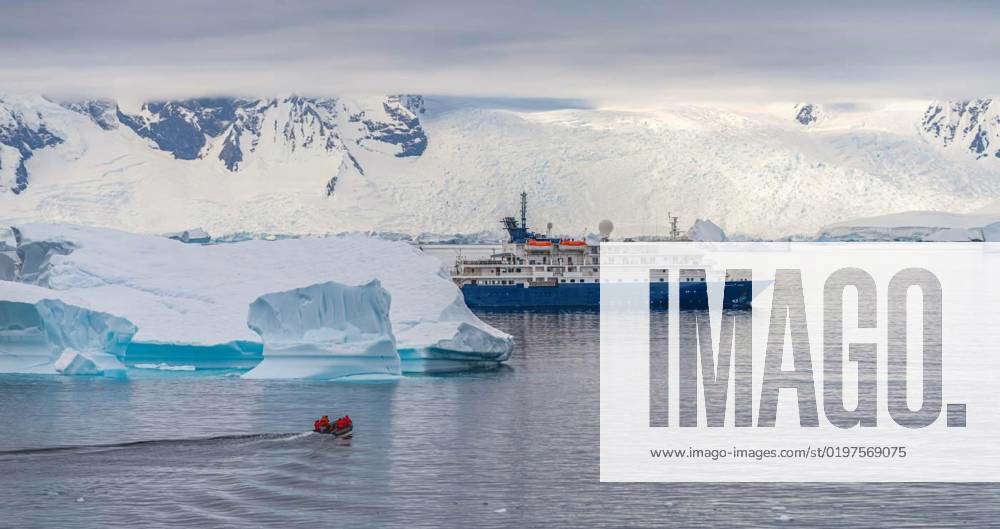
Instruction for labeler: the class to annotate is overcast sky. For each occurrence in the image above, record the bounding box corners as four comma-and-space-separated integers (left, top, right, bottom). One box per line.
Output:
2, 1, 998, 104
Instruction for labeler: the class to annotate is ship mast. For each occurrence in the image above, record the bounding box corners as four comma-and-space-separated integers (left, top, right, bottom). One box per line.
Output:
520, 191, 528, 231
668, 212, 680, 240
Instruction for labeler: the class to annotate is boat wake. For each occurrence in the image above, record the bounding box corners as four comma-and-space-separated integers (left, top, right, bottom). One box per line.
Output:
0, 432, 311, 459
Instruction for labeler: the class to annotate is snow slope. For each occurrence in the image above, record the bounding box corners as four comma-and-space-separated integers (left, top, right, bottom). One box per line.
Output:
1, 223, 512, 371
1, 95, 1000, 238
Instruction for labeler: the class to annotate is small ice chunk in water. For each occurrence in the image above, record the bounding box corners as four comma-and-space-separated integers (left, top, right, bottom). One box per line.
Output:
133, 363, 196, 371
54, 349, 127, 378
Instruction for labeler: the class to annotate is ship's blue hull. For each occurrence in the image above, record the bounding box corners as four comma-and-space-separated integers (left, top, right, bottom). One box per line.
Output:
461, 280, 753, 310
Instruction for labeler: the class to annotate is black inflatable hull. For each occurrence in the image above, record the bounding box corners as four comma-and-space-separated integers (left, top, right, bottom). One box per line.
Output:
315, 426, 353, 438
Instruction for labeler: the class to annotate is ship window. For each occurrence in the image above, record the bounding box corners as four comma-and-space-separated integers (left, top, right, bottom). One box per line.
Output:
659, 278, 665, 282
560, 279, 566, 283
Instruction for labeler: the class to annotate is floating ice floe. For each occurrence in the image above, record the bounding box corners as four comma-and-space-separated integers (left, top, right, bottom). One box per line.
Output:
54, 348, 127, 378
1, 223, 511, 374
243, 280, 400, 380
0, 282, 136, 375
132, 363, 196, 371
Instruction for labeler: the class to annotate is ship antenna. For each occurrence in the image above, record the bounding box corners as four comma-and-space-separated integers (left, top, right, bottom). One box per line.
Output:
520, 191, 528, 230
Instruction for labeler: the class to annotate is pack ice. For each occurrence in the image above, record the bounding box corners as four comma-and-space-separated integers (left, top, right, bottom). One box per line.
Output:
0, 223, 512, 375
243, 281, 400, 380
0, 282, 136, 376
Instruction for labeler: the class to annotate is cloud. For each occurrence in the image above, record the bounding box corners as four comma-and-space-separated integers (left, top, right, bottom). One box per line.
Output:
2, 0, 999, 103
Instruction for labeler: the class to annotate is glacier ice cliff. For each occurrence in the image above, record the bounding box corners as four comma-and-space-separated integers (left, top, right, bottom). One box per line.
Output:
243, 281, 399, 380
0, 282, 136, 374
1, 223, 512, 372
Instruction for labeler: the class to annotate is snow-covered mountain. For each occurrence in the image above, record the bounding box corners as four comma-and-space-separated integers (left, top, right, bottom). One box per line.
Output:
920, 99, 1000, 160
0, 94, 425, 195
2, 94, 1000, 238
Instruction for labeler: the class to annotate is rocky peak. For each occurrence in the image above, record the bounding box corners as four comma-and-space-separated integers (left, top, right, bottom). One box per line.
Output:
0, 96, 65, 194
794, 103, 820, 126
921, 98, 1000, 159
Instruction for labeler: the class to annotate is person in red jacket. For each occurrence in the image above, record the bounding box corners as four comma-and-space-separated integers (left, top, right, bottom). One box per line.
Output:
315, 415, 331, 433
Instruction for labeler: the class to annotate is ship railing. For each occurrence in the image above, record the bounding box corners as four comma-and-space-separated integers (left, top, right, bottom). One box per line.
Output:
459, 259, 507, 265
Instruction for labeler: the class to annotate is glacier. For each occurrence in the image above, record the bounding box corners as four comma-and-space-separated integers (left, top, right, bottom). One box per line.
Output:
5, 94, 1000, 239
243, 281, 400, 380
0, 282, 136, 375
0, 223, 512, 374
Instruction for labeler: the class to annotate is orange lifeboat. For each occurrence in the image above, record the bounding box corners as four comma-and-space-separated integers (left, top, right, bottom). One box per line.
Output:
526, 239, 553, 247
559, 240, 586, 247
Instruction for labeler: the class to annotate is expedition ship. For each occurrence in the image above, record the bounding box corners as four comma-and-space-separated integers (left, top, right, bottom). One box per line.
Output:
451, 193, 754, 309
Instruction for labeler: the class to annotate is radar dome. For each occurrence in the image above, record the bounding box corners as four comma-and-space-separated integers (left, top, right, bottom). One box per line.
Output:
598, 219, 614, 238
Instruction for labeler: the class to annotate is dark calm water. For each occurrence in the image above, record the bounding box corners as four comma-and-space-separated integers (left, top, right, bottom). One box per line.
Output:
0, 311, 997, 528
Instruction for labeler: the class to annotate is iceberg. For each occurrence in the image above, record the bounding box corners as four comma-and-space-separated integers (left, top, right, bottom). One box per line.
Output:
686, 218, 726, 242
54, 348, 127, 378
923, 227, 974, 242
2, 223, 511, 372
166, 228, 211, 244
395, 298, 512, 373
0, 282, 137, 374
0, 226, 17, 280
817, 211, 999, 241
243, 280, 399, 379
984, 222, 1000, 242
